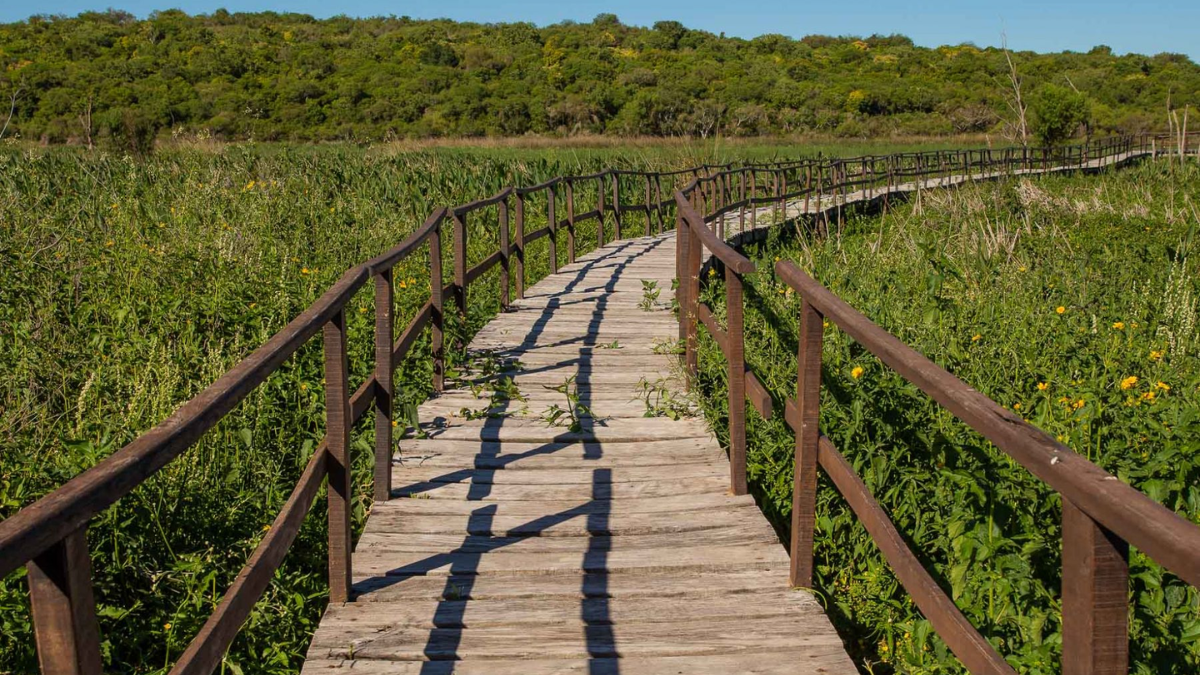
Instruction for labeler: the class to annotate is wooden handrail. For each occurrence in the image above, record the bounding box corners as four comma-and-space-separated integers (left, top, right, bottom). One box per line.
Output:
673, 134, 1185, 675
0, 264, 369, 578
0, 133, 1157, 675
674, 191, 755, 274
774, 260, 1200, 588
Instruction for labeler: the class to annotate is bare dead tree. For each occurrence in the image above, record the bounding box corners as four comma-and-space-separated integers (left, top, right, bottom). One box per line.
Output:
0, 83, 23, 141
78, 94, 94, 150
1001, 31, 1029, 147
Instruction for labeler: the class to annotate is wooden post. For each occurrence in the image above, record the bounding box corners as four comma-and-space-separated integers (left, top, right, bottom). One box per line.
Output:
514, 192, 525, 300
566, 180, 576, 264
684, 216, 701, 380
676, 206, 688, 346
644, 174, 653, 236
548, 185, 559, 273
430, 226, 444, 393
749, 169, 757, 230
612, 173, 622, 240
373, 269, 393, 502
780, 170, 788, 222
738, 171, 746, 234
324, 309, 353, 603
452, 209, 467, 320
499, 198, 510, 310
657, 174, 667, 233
597, 175, 606, 247
815, 165, 824, 234
1062, 499, 1129, 675
789, 299, 823, 588
726, 268, 748, 496
28, 528, 102, 675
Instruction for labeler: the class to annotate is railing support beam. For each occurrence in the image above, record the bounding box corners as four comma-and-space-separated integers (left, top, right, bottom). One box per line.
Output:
28, 528, 102, 675
1063, 499, 1129, 675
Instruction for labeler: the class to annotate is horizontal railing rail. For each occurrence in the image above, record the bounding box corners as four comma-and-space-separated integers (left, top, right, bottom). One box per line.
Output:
674, 132, 1196, 675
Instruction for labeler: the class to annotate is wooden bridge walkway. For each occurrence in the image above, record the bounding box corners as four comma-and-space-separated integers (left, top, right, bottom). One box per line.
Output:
302, 233, 856, 673
11, 136, 1194, 675
302, 145, 1148, 674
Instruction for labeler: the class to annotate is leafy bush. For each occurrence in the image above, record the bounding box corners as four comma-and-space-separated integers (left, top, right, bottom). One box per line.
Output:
1031, 84, 1091, 146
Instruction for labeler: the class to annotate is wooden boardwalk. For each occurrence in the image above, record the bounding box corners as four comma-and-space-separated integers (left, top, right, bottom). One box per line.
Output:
302, 234, 857, 673
300, 147, 1150, 675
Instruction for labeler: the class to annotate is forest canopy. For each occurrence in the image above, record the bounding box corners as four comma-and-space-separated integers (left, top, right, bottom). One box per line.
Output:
0, 9, 1196, 147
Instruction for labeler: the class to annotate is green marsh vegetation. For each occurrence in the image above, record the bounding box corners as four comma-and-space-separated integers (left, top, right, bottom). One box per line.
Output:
693, 160, 1200, 673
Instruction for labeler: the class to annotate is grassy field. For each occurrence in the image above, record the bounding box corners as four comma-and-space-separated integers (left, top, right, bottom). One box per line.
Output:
691, 160, 1200, 673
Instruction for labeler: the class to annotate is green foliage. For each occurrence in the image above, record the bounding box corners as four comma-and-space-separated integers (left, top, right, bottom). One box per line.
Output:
0, 11, 1196, 144
1031, 84, 1092, 145
692, 162, 1200, 673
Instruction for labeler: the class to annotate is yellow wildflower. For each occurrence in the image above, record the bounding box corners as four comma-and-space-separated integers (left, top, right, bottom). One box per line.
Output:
249, 302, 257, 309
391, 420, 399, 427
301, 267, 310, 275
1055, 306, 1066, 315
164, 623, 172, 631
1037, 382, 1048, 391
971, 334, 981, 342
1112, 321, 1125, 330
1149, 350, 1164, 361
1156, 382, 1170, 391
105, 240, 114, 247
708, 268, 716, 277
1073, 399, 1085, 410
1141, 391, 1157, 402
850, 366, 864, 379
245, 180, 255, 190
1013, 402, 1022, 410
299, 383, 308, 391
1120, 376, 1138, 390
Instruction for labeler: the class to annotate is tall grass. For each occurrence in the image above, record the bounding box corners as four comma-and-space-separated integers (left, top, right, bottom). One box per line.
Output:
693, 160, 1200, 674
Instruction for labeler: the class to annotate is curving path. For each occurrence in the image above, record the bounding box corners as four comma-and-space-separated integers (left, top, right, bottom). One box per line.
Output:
300, 146, 1148, 674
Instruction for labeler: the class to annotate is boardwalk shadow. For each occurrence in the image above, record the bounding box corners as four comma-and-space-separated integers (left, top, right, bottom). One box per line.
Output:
363, 239, 674, 671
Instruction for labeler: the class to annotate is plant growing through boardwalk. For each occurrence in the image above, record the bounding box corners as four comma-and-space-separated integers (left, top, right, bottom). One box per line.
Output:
639, 279, 662, 311
634, 376, 693, 420
540, 375, 594, 433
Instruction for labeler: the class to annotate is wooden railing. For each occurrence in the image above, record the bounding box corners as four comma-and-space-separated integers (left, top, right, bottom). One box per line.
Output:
673, 133, 1199, 675
0, 158, 730, 675
0, 133, 1170, 675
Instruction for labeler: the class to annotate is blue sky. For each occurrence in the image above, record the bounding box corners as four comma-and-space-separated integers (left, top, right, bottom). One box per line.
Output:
3, 0, 1197, 60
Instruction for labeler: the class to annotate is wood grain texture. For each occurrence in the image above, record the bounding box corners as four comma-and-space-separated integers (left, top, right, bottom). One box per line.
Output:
1062, 498, 1130, 675
27, 528, 102, 675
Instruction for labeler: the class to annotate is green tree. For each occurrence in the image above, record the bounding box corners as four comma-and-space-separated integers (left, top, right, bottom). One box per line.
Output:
1031, 84, 1091, 145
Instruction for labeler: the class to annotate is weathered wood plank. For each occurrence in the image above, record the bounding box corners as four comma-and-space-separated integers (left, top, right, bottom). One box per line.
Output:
303, 230, 856, 675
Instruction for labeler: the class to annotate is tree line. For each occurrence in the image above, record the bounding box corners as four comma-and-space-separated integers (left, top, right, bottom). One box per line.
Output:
1, 10, 1196, 151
